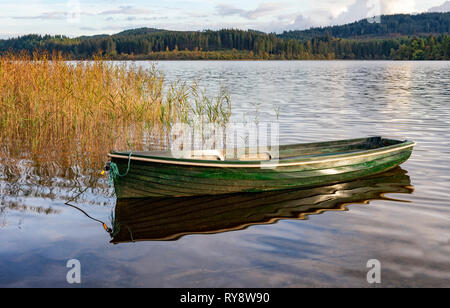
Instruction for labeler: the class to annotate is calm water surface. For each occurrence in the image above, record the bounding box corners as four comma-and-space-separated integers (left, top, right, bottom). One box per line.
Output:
1, 61, 449, 287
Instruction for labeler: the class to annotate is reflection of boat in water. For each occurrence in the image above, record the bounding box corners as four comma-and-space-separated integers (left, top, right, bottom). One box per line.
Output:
111, 168, 413, 244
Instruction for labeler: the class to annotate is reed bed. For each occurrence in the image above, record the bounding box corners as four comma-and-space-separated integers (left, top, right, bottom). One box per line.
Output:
0, 52, 231, 193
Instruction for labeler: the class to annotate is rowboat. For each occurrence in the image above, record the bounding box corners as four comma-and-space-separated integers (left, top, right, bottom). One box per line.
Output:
107, 136, 415, 199
110, 167, 413, 243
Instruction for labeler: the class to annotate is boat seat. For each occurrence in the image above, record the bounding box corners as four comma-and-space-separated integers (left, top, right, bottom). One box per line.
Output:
189, 150, 225, 161
239, 152, 272, 161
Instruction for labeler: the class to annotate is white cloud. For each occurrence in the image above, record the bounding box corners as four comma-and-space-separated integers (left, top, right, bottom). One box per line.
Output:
282, 12, 330, 30
216, 2, 284, 20
12, 12, 68, 20
428, 1, 450, 12
246, 3, 284, 19
99, 6, 153, 16
382, 0, 417, 15
332, 0, 418, 25
216, 4, 245, 17
333, 0, 379, 25
281, 0, 422, 31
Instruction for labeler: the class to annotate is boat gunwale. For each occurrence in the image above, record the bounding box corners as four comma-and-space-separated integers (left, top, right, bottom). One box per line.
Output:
108, 138, 416, 168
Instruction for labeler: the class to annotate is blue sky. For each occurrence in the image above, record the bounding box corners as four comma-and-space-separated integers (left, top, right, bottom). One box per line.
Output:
0, 0, 449, 38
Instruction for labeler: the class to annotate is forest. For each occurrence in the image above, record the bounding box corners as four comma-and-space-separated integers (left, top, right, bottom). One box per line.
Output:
279, 12, 450, 39
0, 12, 449, 60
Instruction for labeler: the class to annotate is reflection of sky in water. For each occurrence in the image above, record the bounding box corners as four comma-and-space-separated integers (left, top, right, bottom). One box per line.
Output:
1, 61, 450, 287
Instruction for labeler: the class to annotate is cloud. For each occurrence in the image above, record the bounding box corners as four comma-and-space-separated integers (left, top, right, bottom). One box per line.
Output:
216, 2, 283, 20
282, 0, 420, 31
79, 26, 97, 31
100, 5, 153, 16
187, 11, 209, 18
216, 4, 245, 17
284, 14, 323, 30
428, 1, 450, 12
333, 0, 380, 25
11, 9, 94, 21
333, 0, 418, 24
12, 12, 69, 20
246, 3, 284, 19
382, 0, 417, 15
11, 5, 155, 20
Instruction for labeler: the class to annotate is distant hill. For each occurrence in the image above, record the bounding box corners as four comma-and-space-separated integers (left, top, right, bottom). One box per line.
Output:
278, 12, 450, 40
114, 28, 167, 36
78, 34, 110, 40
0, 12, 449, 60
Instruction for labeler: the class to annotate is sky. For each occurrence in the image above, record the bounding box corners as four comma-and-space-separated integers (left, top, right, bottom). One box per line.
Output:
0, 0, 449, 38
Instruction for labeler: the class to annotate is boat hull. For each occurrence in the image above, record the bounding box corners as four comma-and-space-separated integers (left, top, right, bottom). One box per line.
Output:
109, 137, 414, 198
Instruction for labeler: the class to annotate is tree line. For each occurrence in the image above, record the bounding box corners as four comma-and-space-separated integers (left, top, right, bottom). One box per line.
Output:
279, 12, 450, 40
0, 14, 449, 60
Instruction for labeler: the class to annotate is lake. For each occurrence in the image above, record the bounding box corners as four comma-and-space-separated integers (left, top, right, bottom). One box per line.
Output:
1, 61, 449, 287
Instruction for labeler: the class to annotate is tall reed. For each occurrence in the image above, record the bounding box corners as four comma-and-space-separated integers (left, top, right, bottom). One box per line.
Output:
0, 52, 231, 193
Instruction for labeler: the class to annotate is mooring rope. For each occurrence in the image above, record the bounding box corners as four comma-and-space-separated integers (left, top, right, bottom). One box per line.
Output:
108, 152, 133, 185
64, 184, 114, 235
65, 201, 113, 234
63, 152, 134, 238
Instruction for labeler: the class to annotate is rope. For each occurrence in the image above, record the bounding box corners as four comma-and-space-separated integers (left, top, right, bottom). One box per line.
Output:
109, 152, 133, 185
65, 186, 113, 235
65, 187, 89, 205
63, 161, 132, 237
65, 202, 112, 234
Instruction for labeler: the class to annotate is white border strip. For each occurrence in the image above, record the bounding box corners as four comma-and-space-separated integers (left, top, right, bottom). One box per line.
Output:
108, 143, 415, 169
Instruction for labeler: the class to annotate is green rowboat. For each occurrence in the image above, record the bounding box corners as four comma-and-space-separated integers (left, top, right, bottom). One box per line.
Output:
107, 136, 415, 199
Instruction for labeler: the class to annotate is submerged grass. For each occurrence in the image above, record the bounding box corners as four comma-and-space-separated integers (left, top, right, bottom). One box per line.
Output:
0, 52, 231, 193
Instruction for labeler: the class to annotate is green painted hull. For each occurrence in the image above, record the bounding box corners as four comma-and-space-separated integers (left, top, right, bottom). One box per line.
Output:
108, 136, 415, 199
111, 167, 413, 243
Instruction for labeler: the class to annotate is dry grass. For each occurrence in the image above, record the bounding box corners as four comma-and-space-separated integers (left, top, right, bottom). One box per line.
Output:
0, 52, 231, 189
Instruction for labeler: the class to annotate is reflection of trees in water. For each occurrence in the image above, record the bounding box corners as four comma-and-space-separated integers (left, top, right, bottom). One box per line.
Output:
0, 121, 179, 226
0, 125, 167, 223
0, 194, 61, 228
0, 176, 115, 227
0, 202, 60, 215
0, 204, 6, 227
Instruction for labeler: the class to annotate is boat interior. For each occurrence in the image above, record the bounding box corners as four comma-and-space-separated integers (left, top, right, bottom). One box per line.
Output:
112, 137, 406, 162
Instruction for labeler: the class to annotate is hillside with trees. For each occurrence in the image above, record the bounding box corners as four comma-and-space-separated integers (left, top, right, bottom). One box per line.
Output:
279, 12, 450, 40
